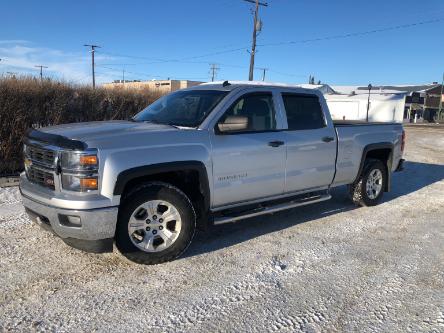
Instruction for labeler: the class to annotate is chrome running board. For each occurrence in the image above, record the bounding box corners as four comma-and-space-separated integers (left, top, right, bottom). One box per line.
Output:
213, 194, 332, 225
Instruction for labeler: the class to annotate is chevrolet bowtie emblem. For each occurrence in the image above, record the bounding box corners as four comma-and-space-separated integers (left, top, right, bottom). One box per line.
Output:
24, 158, 32, 168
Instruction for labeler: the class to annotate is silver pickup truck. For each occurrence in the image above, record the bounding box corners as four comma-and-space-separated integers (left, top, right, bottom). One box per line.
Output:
20, 81, 405, 264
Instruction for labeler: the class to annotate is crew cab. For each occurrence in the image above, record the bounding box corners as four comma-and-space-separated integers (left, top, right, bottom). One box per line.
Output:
20, 81, 405, 264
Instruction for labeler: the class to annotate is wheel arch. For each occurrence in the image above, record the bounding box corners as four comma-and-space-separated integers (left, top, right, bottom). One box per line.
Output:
355, 143, 394, 192
114, 161, 211, 229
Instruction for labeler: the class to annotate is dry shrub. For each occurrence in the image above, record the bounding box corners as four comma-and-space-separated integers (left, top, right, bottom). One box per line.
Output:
0, 76, 162, 175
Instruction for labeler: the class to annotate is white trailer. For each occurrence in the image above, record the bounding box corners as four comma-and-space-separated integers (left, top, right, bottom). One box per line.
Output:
325, 87, 406, 123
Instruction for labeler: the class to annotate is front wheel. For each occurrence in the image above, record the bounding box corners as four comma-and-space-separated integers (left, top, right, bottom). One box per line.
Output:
115, 182, 196, 265
349, 159, 387, 207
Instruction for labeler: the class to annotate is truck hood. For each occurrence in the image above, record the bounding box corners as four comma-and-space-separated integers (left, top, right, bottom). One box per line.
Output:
40, 120, 178, 146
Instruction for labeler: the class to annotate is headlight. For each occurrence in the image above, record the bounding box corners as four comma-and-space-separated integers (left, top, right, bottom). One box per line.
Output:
61, 151, 98, 171
61, 175, 98, 192
60, 150, 99, 192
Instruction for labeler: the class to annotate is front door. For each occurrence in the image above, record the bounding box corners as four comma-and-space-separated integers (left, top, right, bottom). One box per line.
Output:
210, 92, 286, 208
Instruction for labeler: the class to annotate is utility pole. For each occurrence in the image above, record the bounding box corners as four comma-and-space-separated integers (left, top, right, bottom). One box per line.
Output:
84, 44, 101, 88
438, 72, 444, 122
257, 67, 268, 81
122, 69, 125, 87
366, 84, 372, 122
209, 63, 220, 82
244, 0, 268, 81
34, 65, 48, 82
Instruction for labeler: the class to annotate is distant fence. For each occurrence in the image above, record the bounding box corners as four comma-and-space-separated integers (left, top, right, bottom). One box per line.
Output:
0, 76, 162, 176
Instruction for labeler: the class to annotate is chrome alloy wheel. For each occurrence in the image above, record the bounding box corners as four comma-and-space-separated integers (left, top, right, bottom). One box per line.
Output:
128, 200, 182, 252
366, 169, 383, 200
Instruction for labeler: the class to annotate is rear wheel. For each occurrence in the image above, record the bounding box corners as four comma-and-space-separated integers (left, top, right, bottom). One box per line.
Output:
116, 182, 196, 265
349, 159, 386, 207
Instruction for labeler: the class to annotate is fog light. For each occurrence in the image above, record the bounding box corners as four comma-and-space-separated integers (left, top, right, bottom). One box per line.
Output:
59, 214, 82, 227
67, 216, 81, 226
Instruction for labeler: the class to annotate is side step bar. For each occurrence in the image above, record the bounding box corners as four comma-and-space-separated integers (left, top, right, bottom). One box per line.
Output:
213, 194, 332, 225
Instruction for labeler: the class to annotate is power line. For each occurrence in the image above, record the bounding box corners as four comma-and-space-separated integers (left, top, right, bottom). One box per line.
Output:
267, 68, 306, 78
98, 63, 306, 82
258, 17, 444, 48
97, 64, 207, 81
98, 47, 249, 63
96, 64, 162, 79
84, 44, 101, 88
101, 17, 443, 65
70, 74, 92, 85
93, 18, 444, 84
94, 50, 169, 63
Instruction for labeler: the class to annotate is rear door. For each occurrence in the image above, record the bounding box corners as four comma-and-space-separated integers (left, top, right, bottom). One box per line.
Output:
210, 90, 286, 208
279, 92, 337, 193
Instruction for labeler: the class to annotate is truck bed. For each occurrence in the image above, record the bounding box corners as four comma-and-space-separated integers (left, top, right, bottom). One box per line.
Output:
332, 121, 403, 187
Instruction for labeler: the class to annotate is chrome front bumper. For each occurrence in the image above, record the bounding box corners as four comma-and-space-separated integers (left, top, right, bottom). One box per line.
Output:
21, 193, 118, 239
20, 174, 119, 252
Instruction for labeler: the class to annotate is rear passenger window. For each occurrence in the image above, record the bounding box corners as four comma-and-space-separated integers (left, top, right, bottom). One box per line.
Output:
282, 94, 326, 130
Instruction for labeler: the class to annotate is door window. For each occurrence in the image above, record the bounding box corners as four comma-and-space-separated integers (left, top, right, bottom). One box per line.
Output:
218, 93, 276, 132
282, 94, 326, 130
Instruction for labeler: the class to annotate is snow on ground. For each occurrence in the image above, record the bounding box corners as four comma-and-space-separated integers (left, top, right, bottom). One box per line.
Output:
0, 188, 29, 231
0, 126, 443, 332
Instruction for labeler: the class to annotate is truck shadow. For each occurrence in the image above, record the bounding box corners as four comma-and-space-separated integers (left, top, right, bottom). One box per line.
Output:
183, 161, 444, 259
385, 161, 444, 201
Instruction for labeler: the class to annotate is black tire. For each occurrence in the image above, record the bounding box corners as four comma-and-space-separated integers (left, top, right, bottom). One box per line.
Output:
348, 159, 387, 207
115, 182, 196, 265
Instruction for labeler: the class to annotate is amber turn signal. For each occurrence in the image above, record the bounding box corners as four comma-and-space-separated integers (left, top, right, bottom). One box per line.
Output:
80, 178, 98, 190
79, 155, 98, 166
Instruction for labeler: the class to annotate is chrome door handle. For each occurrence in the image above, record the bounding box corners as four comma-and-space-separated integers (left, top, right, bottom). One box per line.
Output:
322, 136, 334, 143
268, 140, 285, 147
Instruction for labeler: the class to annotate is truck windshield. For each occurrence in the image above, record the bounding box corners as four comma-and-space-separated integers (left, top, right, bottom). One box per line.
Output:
133, 90, 228, 127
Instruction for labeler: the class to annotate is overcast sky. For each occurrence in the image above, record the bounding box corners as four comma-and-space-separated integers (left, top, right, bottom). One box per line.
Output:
1, 0, 443, 86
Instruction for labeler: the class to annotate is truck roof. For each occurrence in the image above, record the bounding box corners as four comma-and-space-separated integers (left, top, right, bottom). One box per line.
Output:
190, 81, 326, 95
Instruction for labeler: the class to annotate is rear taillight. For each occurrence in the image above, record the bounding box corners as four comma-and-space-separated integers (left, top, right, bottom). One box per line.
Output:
401, 130, 406, 152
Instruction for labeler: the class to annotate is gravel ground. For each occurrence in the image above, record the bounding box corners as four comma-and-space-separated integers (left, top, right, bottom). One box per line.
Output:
0, 127, 443, 333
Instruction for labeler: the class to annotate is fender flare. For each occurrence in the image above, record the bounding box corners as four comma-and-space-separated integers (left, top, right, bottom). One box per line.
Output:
113, 161, 210, 212
354, 142, 394, 192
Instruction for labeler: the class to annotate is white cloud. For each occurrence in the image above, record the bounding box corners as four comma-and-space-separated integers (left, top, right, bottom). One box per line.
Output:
0, 41, 116, 85
0, 40, 30, 45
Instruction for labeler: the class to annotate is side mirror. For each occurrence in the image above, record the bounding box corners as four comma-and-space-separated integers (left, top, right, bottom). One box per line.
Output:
217, 116, 248, 133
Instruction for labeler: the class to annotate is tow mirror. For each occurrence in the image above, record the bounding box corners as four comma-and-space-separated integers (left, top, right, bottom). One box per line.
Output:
218, 116, 248, 133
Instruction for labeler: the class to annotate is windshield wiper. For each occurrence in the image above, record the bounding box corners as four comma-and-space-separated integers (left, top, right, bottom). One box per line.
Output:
141, 119, 186, 129
134, 118, 196, 129
163, 122, 181, 129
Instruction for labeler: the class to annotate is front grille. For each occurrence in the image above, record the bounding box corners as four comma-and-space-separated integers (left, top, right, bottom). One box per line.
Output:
26, 166, 55, 190
27, 145, 55, 167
